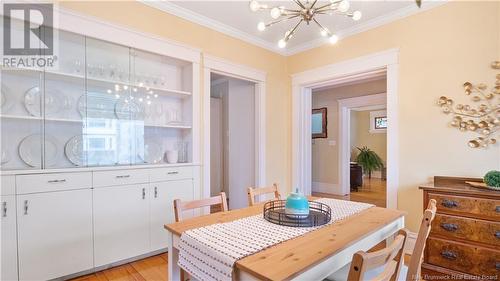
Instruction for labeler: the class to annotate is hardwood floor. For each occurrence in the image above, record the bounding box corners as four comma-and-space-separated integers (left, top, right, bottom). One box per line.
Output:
71, 254, 168, 281
313, 177, 387, 207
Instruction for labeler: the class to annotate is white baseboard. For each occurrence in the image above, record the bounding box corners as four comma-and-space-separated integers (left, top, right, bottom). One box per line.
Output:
404, 231, 417, 255
312, 181, 343, 195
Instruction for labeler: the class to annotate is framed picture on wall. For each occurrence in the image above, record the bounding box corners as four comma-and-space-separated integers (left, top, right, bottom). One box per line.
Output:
312, 108, 327, 138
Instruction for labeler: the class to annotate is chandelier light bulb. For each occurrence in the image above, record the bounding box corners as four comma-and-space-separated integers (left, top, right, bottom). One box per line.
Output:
352, 10, 362, 21
257, 22, 266, 31
338, 0, 350, 13
329, 34, 339, 44
270, 7, 281, 19
278, 39, 287, 48
249, 0, 260, 12
320, 28, 329, 37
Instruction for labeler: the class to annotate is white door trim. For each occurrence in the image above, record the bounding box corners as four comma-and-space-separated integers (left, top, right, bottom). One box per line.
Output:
291, 49, 399, 209
338, 93, 387, 196
203, 55, 267, 202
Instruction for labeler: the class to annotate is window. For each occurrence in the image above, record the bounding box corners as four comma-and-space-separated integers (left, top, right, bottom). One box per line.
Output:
374, 116, 387, 129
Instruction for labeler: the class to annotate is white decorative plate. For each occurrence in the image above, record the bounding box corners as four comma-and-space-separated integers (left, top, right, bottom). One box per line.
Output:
115, 99, 145, 120
65, 135, 86, 166
1, 85, 14, 114
24, 87, 65, 117
144, 141, 163, 164
77, 92, 116, 119
19, 134, 58, 168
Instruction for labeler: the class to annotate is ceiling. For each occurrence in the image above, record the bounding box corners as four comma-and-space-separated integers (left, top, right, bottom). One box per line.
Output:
142, 1, 446, 56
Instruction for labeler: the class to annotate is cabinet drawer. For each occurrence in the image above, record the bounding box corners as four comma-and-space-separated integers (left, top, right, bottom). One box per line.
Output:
427, 238, 500, 277
1, 176, 15, 195
149, 166, 193, 182
16, 172, 92, 194
432, 214, 500, 247
429, 193, 500, 220
93, 169, 149, 187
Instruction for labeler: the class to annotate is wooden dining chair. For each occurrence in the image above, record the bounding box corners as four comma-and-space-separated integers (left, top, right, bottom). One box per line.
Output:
347, 229, 408, 281
403, 198, 437, 281
174, 192, 228, 222
247, 183, 280, 206
328, 199, 437, 281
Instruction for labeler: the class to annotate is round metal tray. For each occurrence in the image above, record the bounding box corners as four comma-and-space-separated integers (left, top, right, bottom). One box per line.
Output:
263, 200, 331, 227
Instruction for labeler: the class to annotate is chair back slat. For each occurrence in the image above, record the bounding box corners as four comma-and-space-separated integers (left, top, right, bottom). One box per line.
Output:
406, 199, 437, 281
247, 183, 280, 206
348, 229, 408, 281
174, 192, 228, 222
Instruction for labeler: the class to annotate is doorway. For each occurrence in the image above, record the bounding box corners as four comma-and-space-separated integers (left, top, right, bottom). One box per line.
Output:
310, 76, 388, 207
291, 49, 399, 209
210, 73, 256, 210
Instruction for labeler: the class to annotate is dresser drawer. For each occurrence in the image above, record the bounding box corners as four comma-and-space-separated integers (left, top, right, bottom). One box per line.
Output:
149, 166, 193, 182
1, 175, 15, 195
427, 238, 500, 277
429, 193, 500, 220
432, 214, 500, 247
16, 172, 92, 194
93, 169, 149, 187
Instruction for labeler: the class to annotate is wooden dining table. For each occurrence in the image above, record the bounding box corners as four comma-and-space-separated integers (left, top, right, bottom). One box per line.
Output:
164, 199, 405, 281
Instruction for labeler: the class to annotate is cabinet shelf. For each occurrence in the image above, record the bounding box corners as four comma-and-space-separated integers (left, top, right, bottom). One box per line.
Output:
1, 67, 192, 99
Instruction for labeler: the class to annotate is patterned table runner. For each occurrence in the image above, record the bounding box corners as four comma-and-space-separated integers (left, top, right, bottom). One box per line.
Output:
178, 198, 374, 281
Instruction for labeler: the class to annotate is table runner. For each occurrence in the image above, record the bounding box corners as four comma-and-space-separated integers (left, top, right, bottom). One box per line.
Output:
178, 198, 374, 281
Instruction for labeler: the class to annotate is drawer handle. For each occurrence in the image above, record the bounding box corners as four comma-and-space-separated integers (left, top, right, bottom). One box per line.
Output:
496, 262, 500, 271
142, 188, 146, 200
441, 250, 457, 260
23, 200, 28, 215
48, 179, 66, 183
116, 175, 130, 179
496, 206, 500, 213
495, 231, 500, 239
441, 223, 459, 232
167, 171, 179, 175
2, 202, 6, 217
154, 187, 158, 198
441, 199, 459, 208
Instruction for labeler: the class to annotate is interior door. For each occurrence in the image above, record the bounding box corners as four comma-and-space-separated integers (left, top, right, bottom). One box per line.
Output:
17, 189, 93, 281
1, 195, 18, 281
150, 179, 193, 251
93, 184, 150, 266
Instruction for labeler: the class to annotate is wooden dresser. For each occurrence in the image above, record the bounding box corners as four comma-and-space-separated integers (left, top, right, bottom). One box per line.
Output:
420, 176, 500, 280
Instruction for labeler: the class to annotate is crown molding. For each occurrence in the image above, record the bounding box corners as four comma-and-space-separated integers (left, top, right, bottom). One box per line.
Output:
284, 0, 448, 55
139, 0, 448, 57
139, 0, 286, 55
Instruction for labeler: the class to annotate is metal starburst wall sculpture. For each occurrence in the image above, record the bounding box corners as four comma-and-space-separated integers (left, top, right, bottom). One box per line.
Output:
438, 61, 500, 148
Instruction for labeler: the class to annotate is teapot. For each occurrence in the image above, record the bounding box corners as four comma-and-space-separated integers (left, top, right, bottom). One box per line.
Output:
285, 188, 310, 217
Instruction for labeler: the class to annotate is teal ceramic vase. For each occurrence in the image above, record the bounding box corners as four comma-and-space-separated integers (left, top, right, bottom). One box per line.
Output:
285, 188, 310, 217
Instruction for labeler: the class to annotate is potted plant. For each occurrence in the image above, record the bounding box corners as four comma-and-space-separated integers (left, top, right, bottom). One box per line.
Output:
355, 146, 384, 179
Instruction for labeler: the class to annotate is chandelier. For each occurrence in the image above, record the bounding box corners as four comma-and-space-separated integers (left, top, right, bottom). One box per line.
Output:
249, 0, 362, 48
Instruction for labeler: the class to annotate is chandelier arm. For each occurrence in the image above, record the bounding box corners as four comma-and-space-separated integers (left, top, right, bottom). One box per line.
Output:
266, 14, 301, 27
286, 19, 303, 41
315, 3, 335, 11
312, 18, 330, 36
292, 0, 306, 9
310, 0, 319, 9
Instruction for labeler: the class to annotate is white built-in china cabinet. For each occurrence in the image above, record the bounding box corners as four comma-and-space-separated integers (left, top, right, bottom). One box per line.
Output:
1, 12, 201, 281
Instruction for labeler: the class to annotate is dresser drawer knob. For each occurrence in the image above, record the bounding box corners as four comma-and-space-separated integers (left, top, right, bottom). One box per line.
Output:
496, 262, 500, 270
441, 199, 459, 208
441, 223, 459, 232
496, 206, 500, 213
48, 179, 66, 183
167, 171, 179, 175
495, 231, 500, 239
116, 175, 130, 179
441, 250, 457, 260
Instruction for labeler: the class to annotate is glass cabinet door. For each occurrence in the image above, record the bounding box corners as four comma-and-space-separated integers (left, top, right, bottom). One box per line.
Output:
43, 30, 86, 169
84, 37, 133, 167
1, 17, 43, 170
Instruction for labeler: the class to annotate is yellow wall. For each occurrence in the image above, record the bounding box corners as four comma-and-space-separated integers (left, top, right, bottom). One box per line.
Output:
59, 1, 292, 194
350, 110, 387, 167
312, 79, 386, 187
289, 1, 500, 230
60, 1, 500, 231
